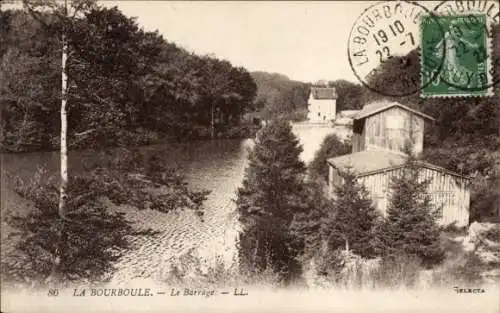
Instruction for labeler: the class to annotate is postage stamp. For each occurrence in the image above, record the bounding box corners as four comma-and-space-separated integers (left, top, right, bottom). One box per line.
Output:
421, 14, 492, 97
347, 1, 446, 97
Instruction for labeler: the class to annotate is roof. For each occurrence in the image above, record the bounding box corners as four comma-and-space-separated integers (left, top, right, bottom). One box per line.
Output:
328, 150, 407, 175
327, 150, 470, 179
334, 116, 354, 126
310, 87, 337, 99
355, 101, 435, 121
338, 110, 361, 118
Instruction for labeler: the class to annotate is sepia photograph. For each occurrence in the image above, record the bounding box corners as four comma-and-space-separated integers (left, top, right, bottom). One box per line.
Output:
1, 1, 499, 312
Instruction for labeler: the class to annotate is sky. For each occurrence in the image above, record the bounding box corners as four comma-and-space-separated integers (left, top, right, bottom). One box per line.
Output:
104, 1, 373, 83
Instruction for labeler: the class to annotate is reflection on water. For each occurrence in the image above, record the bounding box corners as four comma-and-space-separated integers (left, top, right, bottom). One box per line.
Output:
1, 124, 345, 206
1, 124, 344, 283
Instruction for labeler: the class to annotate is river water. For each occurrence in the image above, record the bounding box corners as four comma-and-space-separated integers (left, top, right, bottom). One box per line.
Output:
1, 123, 348, 284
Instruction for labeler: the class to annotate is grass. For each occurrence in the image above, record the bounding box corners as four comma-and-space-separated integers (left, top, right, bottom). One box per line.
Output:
161, 248, 283, 289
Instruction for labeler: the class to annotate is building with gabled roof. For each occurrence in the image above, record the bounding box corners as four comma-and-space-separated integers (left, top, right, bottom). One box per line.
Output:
327, 100, 471, 227
307, 86, 337, 123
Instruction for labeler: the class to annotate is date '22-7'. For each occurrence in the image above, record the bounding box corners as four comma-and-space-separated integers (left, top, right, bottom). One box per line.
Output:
373, 20, 415, 63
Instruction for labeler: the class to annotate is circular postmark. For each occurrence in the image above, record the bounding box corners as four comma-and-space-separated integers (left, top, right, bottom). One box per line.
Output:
348, 1, 446, 97
433, 0, 500, 94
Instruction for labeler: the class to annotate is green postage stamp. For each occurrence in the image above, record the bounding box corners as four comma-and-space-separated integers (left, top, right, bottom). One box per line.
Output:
421, 14, 493, 97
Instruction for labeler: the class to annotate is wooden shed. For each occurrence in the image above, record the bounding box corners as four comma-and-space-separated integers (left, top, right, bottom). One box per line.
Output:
327, 150, 471, 227
352, 101, 434, 156
328, 100, 471, 227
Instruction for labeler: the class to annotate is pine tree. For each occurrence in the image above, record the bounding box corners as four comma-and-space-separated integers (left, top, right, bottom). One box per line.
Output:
322, 170, 380, 258
236, 119, 308, 283
375, 158, 444, 267
289, 179, 332, 261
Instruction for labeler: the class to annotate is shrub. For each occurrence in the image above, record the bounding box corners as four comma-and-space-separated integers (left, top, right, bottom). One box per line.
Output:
484, 227, 500, 242
163, 249, 239, 288
2, 149, 208, 287
429, 252, 486, 287
370, 254, 423, 289
163, 249, 281, 288
309, 134, 351, 181
2, 169, 142, 287
441, 222, 468, 236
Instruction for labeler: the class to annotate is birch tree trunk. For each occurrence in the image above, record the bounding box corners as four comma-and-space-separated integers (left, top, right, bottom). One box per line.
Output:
59, 1, 68, 220
47, 0, 69, 285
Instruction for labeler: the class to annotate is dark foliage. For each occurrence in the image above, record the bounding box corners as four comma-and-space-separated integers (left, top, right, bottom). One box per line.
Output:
0, 6, 257, 152
308, 134, 351, 181
374, 159, 444, 267
289, 179, 333, 261
323, 170, 380, 258
250, 71, 310, 121
89, 149, 209, 216
236, 120, 308, 284
2, 149, 208, 286
327, 79, 365, 111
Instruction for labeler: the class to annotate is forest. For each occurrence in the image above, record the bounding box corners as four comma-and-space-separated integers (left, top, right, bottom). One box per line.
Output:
0, 5, 372, 153
249, 71, 311, 121
0, 6, 258, 152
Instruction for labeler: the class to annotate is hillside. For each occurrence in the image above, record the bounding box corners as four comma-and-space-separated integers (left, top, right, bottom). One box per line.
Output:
250, 71, 310, 121
0, 8, 257, 152
249, 71, 367, 121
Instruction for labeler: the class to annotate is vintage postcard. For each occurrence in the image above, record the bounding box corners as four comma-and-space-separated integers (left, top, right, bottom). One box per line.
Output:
1, 1, 499, 312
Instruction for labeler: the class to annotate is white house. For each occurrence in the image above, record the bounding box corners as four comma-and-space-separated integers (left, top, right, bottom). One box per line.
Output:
307, 86, 337, 122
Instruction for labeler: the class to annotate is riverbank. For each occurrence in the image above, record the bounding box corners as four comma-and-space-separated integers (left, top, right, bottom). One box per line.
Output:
1, 123, 342, 287
0, 122, 262, 154
1, 139, 253, 287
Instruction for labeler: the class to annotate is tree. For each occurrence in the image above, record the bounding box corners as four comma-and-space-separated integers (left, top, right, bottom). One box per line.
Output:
1, 5, 257, 149
236, 120, 308, 283
289, 179, 333, 262
374, 158, 444, 267
309, 134, 351, 181
322, 170, 380, 258
250, 71, 310, 121
327, 79, 365, 111
194, 57, 239, 138
19, 0, 97, 284
24, 0, 98, 217
364, 49, 421, 102
2, 149, 209, 286
65, 5, 168, 147
0, 48, 55, 151
0, 8, 61, 151
2, 2, 211, 286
